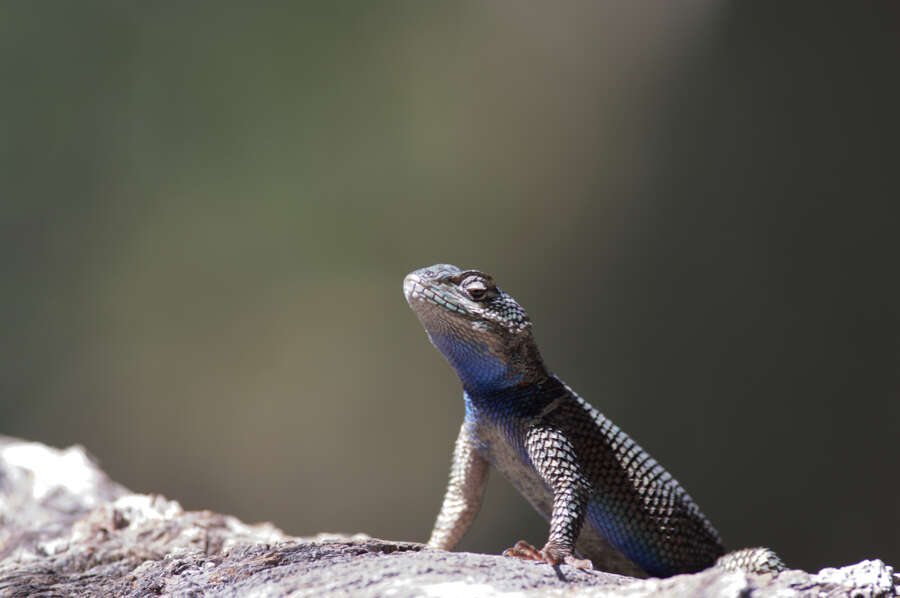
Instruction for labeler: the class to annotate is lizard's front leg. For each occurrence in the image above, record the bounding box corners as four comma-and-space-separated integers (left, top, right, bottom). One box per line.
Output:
503, 425, 593, 569
427, 421, 489, 550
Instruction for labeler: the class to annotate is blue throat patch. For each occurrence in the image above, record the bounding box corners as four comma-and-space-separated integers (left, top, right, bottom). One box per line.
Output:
429, 332, 523, 395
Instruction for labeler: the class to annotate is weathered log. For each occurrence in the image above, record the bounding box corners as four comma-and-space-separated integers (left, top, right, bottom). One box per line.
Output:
0, 436, 896, 597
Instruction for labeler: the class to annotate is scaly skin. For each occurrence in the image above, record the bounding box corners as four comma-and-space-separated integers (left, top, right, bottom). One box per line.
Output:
404, 264, 784, 578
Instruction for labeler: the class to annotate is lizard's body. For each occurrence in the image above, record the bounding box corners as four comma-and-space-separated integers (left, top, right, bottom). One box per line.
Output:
403, 264, 784, 578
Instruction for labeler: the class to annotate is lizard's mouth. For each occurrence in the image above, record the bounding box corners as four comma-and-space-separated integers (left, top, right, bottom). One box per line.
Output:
402, 273, 419, 304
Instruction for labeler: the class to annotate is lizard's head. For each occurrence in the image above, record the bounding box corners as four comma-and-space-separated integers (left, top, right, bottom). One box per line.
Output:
404, 264, 546, 393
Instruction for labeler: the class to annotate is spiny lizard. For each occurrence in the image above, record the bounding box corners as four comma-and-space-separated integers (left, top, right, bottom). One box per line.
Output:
403, 264, 785, 578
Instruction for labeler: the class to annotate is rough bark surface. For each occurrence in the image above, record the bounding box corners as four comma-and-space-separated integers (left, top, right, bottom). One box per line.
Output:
0, 436, 896, 597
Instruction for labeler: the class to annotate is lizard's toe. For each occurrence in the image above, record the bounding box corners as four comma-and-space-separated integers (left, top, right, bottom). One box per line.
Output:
561, 555, 594, 569
542, 541, 594, 569
502, 540, 543, 562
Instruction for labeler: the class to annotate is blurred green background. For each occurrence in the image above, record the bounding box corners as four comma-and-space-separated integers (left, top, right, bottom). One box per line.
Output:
2, 2, 898, 572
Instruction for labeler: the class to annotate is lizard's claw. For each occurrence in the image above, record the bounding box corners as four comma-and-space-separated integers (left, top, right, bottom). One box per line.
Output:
503, 540, 593, 570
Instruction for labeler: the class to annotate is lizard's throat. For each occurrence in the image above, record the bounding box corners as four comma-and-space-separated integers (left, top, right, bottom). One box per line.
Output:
428, 331, 543, 395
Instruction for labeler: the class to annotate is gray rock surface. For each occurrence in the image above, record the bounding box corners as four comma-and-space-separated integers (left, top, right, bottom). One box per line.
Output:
0, 435, 897, 597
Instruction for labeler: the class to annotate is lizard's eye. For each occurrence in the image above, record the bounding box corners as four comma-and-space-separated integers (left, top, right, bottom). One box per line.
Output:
461, 277, 498, 302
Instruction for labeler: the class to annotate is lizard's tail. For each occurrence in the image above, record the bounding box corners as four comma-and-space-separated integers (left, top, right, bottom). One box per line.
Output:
715, 547, 787, 574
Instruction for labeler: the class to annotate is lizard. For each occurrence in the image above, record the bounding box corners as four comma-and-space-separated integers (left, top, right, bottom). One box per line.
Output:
403, 263, 785, 578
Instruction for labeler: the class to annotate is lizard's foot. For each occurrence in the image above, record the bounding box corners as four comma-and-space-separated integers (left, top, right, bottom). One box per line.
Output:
503, 540, 593, 569
503, 540, 543, 561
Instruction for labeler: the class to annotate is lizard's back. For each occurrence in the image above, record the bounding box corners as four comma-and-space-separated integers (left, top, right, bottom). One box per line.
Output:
465, 375, 725, 578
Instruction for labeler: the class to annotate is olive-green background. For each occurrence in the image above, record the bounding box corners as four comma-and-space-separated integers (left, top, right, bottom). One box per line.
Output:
3, 2, 898, 572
